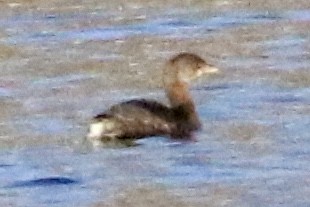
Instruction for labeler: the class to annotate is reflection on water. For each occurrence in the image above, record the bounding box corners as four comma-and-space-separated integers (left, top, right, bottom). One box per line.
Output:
0, 3, 309, 207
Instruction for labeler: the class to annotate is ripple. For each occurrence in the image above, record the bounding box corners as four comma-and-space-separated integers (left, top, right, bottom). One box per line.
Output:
0, 87, 12, 97
2, 11, 281, 45
12, 116, 74, 135
7, 177, 78, 188
0, 164, 14, 168
285, 9, 310, 21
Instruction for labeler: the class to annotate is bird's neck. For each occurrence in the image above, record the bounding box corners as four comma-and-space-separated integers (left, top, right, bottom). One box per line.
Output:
166, 81, 201, 129
166, 81, 191, 106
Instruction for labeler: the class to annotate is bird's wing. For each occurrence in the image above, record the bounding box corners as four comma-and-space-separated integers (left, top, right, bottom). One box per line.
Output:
94, 99, 176, 139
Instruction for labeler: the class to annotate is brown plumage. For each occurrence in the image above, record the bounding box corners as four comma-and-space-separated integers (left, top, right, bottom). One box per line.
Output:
87, 53, 219, 146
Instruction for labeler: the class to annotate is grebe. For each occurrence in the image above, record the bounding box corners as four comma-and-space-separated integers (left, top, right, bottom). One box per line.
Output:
87, 53, 219, 146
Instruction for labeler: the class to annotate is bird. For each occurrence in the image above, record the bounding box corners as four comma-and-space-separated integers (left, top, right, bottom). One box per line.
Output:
86, 53, 219, 146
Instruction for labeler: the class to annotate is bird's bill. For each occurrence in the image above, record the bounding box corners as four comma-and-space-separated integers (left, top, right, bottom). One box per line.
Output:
198, 65, 219, 76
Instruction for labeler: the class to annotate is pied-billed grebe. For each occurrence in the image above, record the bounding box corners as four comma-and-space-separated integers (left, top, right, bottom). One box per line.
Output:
87, 53, 218, 146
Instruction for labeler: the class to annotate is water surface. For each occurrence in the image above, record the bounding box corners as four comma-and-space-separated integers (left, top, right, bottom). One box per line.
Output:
0, 1, 309, 207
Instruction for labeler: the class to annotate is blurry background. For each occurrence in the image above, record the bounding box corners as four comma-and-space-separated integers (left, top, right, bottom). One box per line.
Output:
0, 0, 309, 206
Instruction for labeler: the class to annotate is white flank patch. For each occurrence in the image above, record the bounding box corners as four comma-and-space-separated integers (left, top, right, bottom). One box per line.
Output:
87, 122, 104, 139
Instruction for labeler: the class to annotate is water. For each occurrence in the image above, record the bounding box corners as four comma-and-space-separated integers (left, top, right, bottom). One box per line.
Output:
2, 10, 281, 45
0, 2, 309, 207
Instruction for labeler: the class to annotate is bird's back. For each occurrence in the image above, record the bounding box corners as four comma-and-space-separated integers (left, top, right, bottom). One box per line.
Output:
88, 99, 176, 141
